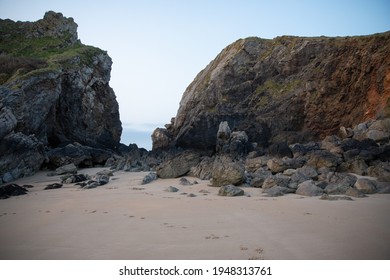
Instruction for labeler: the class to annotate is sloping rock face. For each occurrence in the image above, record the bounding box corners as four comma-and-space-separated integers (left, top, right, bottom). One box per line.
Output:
154, 32, 390, 151
0, 11, 122, 182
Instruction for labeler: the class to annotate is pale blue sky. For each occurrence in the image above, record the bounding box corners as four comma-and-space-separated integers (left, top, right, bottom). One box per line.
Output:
1, 0, 389, 149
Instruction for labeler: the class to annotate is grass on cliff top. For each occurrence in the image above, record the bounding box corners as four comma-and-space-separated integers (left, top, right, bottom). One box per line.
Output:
0, 29, 104, 84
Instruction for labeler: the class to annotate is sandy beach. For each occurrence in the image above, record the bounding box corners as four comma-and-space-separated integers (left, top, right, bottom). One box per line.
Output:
0, 168, 389, 260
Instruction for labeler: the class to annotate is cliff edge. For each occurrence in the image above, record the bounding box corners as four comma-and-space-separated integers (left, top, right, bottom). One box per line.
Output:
153, 32, 390, 151
0, 11, 122, 182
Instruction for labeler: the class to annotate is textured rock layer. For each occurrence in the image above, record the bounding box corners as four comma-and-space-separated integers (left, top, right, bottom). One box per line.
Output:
0, 12, 122, 182
155, 32, 390, 151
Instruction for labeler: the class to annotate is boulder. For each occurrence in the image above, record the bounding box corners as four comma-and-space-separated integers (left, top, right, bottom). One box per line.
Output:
141, 172, 158, 185
354, 178, 377, 194
296, 180, 324, 196
0, 184, 29, 199
211, 156, 245, 187
262, 174, 291, 190
179, 177, 193, 186
44, 183, 63, 190
188, 156, 214, 180
55, 163, 77, 175
263, 186, 287, 197
61, 174, 89, 184
245, 156, 269, 172
157, 151, 201, 178
268, 142, 293, 158
345, 187, 367, 198
307, 150, 342, 170
267, 157, 305, 174
249, 169, 272, 188
367, 162, 390, 182
151, 128, 172, 150
0, 132, 45, 183
165, 186, 179, 192
218, 185, 244, 197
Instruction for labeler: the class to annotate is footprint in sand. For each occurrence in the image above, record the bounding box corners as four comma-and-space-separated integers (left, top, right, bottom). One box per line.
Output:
247, 247, 265, 260
205, 234, 220, 240
240, 245, 248, 251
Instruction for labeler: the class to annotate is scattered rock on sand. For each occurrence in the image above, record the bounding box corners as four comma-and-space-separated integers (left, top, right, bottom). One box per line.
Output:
0, 184, 29, 199
44, 183, 63, 190
141, 172, 157, 185
179, 177, 193, 185
165, 186, 179, 192
296, 180, 324, 196
320, 194, 353, 201
218, 185, 244, 197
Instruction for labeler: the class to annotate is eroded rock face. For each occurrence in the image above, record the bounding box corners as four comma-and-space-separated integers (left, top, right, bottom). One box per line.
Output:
0, 11, 122, 182
157, 32, 390, 151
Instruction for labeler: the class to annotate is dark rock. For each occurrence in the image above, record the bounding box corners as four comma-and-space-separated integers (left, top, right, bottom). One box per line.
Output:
46, 144, 114, 169
216, 121, 249, 158
80, 180, 100, 189
290, 142, 321, 156
141, 172, 158, 185
156, 151, 201, 178
0, 132, 45, 182
249, 169, 272, 188
44, 183, 63, 190
95, 174, 109, 186
296, 180, 324, 196
96, 169, 114, 176
268, 142, 293, 158
307, 150, 342, 171
179, 177, 193, 186
61, 174, 89, 184
0, 184, 28, 199
218, 185, 244, 197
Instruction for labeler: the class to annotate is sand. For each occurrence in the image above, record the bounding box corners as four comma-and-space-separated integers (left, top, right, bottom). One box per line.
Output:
0, 168, 389, 260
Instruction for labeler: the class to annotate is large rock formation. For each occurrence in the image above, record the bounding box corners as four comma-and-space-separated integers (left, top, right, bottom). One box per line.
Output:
0, 11, 122, 182
154, 32, 390, 151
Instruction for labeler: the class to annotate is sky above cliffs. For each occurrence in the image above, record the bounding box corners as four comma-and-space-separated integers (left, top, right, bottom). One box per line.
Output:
1, 0, 389, 150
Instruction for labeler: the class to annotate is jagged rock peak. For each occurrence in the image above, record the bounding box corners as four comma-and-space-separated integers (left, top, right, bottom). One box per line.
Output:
1, 11, 79, 46
156, 32, 390, 151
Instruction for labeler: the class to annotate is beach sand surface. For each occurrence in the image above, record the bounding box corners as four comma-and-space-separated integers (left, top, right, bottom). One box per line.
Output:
1, 168, 389, 260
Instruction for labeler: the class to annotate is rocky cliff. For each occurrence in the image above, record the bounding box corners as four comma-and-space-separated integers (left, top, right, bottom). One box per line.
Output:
153, 32, 390, 151
0, 11, 122, 182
